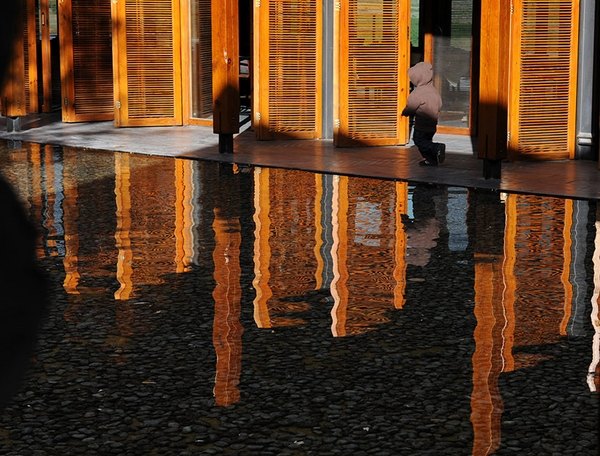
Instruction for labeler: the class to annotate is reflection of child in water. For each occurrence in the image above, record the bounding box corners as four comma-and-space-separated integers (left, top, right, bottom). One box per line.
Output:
403, 185, 441, 267
401, 62, 446, 167
405, 218, 439, 267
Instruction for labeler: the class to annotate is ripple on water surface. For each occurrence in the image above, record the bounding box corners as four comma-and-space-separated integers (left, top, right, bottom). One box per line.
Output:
0, 141, 597, 455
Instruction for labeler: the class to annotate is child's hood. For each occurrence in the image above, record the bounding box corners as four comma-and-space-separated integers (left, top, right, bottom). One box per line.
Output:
408, 62, 433, 87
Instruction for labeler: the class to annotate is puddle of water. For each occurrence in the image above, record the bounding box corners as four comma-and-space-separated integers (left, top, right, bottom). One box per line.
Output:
0, 142, 598, 454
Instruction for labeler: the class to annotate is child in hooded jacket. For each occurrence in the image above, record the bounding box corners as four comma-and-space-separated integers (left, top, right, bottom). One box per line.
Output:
401, 62, 446, 166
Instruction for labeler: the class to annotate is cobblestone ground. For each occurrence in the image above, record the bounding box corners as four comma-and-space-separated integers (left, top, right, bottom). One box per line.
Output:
0, 148, 598, 455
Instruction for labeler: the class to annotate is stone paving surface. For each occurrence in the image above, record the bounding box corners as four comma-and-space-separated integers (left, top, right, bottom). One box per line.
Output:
2, 114, 600, 201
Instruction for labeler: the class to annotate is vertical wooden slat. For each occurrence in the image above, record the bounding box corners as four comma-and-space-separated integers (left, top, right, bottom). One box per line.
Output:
336, 0, 410, 146
256, 0, 322, 140
112, 0, 183, 126
211, 0, 239, 134
508, 0, 579, 159
477, 0, 510, 162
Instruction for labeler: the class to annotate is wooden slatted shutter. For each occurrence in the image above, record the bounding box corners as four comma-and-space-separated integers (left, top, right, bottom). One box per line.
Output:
1, 0, 38, 117
112, 0, 183, 126
255, 0, 322, 139
508, 0, 579, 159
59, 0, 114, 122
335, 0, 410, 146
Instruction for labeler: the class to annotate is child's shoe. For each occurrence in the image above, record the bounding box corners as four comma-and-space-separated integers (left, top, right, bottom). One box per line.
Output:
436, 143, 446, 164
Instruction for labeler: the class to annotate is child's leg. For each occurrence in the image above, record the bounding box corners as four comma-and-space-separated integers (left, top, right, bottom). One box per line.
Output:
435, 140, 446, 164
413, 129, 438, 164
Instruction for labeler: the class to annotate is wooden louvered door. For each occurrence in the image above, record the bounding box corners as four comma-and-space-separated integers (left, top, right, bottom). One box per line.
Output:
335, 0, 410, 146
254, 0, 322, 139
111, 0, 183, 126
58, 0, 113, 122
1, 0, 38, 117
508, 0, 580, 160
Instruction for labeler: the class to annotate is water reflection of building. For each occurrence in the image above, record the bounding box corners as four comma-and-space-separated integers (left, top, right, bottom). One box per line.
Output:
212, 207, 243, 407
7, 149, 599, 415
62, 147, 80, 295
590, 206, 600, 392
251, 168, 409, 336
471, 192, 599, 454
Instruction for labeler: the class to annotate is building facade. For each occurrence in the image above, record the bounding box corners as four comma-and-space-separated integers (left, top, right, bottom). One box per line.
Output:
1, 0, 598, 164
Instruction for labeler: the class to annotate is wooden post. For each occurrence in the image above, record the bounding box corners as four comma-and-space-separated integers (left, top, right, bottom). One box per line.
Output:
40, 0, 52, 113
477, 0, 510, 178
211, 0, 239, 153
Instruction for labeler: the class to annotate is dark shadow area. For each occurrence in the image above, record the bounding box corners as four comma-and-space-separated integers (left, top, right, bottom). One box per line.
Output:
0, 0, 49, 410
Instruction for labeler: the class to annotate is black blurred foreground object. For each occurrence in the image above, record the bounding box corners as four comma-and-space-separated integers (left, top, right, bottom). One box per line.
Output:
0, 177, 48, 409
0, 0, 48, 411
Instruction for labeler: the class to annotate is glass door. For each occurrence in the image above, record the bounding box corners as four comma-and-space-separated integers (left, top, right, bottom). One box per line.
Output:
412, 0, 475, 135
187, 0, 213, 124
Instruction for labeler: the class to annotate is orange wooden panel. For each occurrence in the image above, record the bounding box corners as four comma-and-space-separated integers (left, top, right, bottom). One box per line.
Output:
1, 1, 36, 117
112, 0, 183, 127
59, 0, 114, 122
255, 0, 322, 140
477, 0, 510, 160
211, 0, 239, 134
508, 0, 579, 160
336, 0, 410, 147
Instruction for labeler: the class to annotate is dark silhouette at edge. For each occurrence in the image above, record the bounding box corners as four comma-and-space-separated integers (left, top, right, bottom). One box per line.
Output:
0, 2, 49, 409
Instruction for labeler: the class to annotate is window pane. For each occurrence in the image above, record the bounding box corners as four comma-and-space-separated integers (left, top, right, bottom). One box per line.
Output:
434, 0, 472, 129
190, 0, 213, 119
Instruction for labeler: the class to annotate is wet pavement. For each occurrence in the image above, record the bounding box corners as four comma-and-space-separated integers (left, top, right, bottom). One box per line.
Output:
2, 114, 600, 201
0, 140, 598, 455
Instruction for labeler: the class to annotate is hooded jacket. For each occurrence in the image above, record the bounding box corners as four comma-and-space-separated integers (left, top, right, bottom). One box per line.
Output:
401, 62, 442, 133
